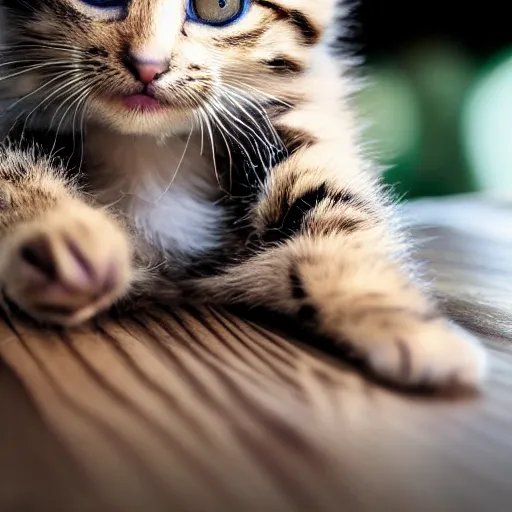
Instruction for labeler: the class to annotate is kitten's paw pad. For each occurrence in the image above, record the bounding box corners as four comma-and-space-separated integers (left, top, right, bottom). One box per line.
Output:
361, 319, 487, 389
2, 206, 131, 326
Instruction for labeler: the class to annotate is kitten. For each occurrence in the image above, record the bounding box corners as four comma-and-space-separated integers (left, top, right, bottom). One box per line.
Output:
0, 0, 485, 388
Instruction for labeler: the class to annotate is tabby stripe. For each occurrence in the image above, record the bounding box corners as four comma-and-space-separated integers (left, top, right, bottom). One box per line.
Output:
290, 268, 307, 299
396, 339, 413, 383
262, 183, 361, 243
276, 127, 317, 155
308, 215, 365, 236
265, 99, 297, 121
218, 27, 267, 47
298, 305, 318, 324
254, 0, 321, 45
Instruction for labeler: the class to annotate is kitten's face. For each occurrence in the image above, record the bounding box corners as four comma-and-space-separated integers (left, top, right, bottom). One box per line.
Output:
0, 0, 334, 137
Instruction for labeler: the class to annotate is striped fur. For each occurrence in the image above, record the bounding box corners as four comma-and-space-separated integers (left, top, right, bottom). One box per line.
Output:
0, 0, 486, 390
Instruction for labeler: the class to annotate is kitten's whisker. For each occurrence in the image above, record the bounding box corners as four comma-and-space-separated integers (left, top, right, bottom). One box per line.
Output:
6, 69, 79, 111
0, 61, 73, 82
200, 107, 223, 190
0, 59, 40, 68
210, 97, 263, 152
17, 76, 96, 141
2, 39, 83, 52
49, 74, 104, 146
200, 103, 236, 190
0, 59, 80, 71
5, 73, 89, 138
227, 78, 292, 103
207, 52, 294, 104
50, 84, 95, 159
206, 102, 265, 190
214, 113, 264, 175
220, 87, 287, 173
222, 85, 282, 146
75, 92, 90, 174
218, 75, 287, 108
214, 95, 276, 158
217, 100, 280, 173
47, 76, 96, 128
198, 112, 205, 156
15, 75, 88, 133
8, 0, 34, 13
225, 78, 294, 113
0, 46, 83, 61
66, 86, 94, 172
154, 124, 194, 204
213, 119, 234, 192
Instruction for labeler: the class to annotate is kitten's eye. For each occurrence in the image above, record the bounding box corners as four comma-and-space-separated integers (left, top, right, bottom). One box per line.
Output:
187, 0, 248, 26
81, 0, 127, 8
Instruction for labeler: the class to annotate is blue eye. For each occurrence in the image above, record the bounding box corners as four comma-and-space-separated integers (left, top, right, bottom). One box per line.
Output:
187, 0, 249, 27
81, 0, 128, 7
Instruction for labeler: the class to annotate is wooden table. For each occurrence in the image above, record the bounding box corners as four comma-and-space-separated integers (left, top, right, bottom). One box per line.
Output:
1, 196, 512, 512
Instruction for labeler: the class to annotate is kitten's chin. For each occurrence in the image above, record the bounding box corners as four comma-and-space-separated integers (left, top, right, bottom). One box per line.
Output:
88, 98, 192, 138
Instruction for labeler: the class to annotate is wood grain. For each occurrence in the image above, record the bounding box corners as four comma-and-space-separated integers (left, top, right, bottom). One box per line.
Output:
1, 196, 512, 512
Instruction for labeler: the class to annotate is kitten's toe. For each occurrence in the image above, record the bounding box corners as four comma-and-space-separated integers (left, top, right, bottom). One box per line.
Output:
363, 320, 487, 389
336, 308, 488, 390
0, 204, 132, 326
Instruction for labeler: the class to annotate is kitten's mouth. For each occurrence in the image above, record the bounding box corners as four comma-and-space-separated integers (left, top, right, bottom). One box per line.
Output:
121, 92, 165, 112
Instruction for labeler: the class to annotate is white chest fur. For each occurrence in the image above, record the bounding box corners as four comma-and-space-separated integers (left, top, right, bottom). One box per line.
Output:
86, 128, 223, 256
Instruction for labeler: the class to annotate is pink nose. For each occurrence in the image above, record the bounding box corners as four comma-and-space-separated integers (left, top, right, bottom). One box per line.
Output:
132, 60, 168, 84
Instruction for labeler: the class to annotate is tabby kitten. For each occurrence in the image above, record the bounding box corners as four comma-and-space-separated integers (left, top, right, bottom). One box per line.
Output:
0, 0, 485, 388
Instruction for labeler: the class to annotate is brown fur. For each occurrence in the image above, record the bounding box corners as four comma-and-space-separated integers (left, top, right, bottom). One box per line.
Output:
0, 0, 487, 389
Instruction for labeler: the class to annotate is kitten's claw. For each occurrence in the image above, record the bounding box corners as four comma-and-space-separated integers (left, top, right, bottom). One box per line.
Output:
0, 204, 131, 326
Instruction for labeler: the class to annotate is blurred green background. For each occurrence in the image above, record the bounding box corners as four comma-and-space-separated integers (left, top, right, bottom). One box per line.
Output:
353, 0, 512, 199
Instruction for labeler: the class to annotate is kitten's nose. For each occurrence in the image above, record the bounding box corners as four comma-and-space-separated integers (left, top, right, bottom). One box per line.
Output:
128, 57, 168, 85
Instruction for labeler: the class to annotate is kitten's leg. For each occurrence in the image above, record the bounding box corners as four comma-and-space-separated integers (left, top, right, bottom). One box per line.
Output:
0, 149, 133, 326
196, 97, 486, 389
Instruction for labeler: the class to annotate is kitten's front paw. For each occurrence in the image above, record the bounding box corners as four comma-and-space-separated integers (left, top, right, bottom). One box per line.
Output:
0, 203, 132, 326
362, 318, 487, 389
340, 309, 488, 390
